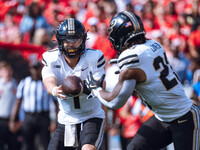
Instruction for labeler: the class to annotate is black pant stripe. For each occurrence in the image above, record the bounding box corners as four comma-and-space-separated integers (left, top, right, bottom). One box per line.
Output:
191, 104, 200, 150
95, 118, 105, 150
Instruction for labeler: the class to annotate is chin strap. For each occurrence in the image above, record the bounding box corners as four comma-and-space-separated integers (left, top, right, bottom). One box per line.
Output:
117, 38, 124, 55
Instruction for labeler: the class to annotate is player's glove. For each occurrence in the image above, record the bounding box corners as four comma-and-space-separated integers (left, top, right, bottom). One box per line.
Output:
86, 72, 105, 92
82, 80, 91, 95
86, 72, 105, 99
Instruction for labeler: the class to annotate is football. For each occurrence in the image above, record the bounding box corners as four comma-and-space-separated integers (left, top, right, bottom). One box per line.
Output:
62, 75, 83, 96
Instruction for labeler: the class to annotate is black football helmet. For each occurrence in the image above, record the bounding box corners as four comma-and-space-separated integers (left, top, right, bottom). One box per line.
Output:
108, 11, 145, 54
56, 18, 87, 58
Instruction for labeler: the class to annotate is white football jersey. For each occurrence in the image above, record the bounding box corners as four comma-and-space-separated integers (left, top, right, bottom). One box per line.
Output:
42, 48, 105, 124
117, 39, 193, 122
0, 78, 17, 118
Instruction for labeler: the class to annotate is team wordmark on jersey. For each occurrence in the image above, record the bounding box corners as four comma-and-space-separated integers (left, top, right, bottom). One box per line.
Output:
53, 65, 61, 68
150, 43, 161, 52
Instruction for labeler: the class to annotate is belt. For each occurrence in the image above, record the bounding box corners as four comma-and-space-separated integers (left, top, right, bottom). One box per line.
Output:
0, 117, 9, 124
25, 111, 49, 116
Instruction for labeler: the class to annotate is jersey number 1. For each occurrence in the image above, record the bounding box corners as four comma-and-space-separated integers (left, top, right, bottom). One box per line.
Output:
153, 53, 178, 91
73, 96, 81, 109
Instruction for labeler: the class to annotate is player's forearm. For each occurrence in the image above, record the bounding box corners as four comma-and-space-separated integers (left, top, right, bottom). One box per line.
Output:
10, 99, 22, 122
96, 80, 136, 109
98, 80, 124, 102
105, 83, 123, 101
43, 77, 58, 95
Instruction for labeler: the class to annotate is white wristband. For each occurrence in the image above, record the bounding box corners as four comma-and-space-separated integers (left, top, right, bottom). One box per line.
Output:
92, 87, 102, 97
52, 86, 59, 96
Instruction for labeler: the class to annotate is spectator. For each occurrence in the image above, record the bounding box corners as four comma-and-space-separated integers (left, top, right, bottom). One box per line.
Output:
177, 14, 191, 38
82, 1, 105, 31
32, 28, 56, 50
190, 59, 200, 107
114, 0, 129, 13
0, 61, 21, 150
102, 0, 117, 26
85, 17, 98, 48
143, 0, 154, 20
43, 0, 69, 28
191, 69, 200, 107
188, 22, 200, 59
169, 22, 188, 52
9, 60, 58, 150
0, 10, 22, 44
19, 2, 51, 43
167, 22, 189, 84
164, 2, 178, 27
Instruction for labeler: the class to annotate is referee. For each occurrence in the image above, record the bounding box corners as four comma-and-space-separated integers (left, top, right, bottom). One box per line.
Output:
9, 60, 58, 150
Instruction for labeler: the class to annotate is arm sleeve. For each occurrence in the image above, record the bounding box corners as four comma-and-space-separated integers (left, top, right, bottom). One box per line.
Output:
96, 79, 136, 110
42, 66, 56, 80
92, 51, 106, 79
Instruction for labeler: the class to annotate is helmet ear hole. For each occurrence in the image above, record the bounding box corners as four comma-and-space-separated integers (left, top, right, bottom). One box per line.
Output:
56, 18, 87, 58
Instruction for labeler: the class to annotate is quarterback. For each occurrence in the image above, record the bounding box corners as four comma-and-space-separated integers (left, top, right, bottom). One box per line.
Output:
86, 11, 200, 150
42, 18, 105, 150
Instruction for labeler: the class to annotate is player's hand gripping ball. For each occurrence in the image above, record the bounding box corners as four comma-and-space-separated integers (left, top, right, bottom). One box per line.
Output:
62, 75, 83, 97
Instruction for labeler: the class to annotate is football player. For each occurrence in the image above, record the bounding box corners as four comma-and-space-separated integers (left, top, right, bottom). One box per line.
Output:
42, 18, 105, 150
86, 11, 200, 150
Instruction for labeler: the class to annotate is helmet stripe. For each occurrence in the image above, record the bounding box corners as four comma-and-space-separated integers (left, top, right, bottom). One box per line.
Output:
68, 18, 75, 34
123, 11, 140, 31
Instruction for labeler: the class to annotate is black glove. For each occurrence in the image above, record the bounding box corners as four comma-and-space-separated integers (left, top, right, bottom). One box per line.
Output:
86, 72, 105, 92
82, 80, 91, 95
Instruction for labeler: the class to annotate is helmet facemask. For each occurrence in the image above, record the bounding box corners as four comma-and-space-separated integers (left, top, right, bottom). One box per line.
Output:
58, 37, 86, 58
108, 35, 124, 55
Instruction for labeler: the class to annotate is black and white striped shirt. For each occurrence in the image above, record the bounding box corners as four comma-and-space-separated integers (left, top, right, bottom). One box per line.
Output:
16, 76, 56, 113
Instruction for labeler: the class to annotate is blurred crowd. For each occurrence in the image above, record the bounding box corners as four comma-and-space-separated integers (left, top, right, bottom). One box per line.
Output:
1, 0, 200, 149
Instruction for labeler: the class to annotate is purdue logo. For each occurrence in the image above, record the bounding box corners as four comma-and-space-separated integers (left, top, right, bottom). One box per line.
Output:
108, 19, 117, 34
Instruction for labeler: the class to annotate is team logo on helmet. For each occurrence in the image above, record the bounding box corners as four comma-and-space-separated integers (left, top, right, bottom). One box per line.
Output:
108, 19, 117, 35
